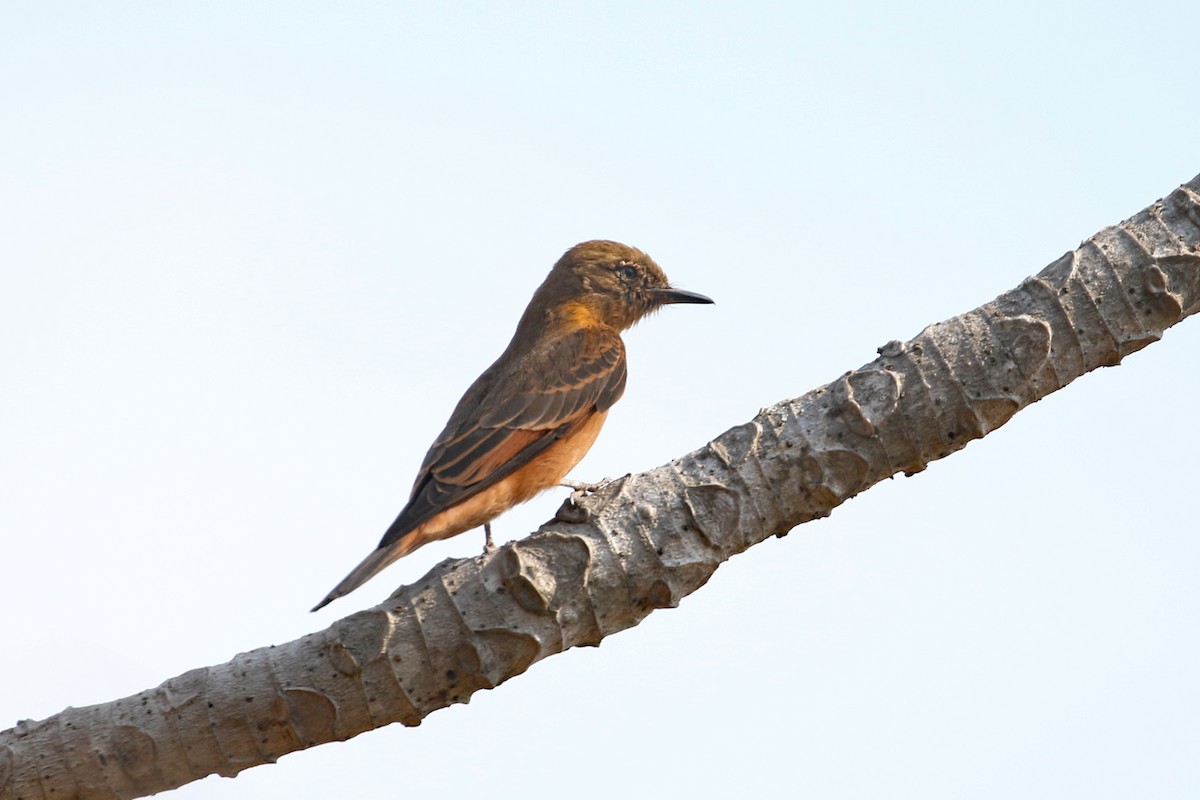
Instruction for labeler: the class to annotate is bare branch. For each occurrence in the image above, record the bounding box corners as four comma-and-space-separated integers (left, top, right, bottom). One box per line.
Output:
3, 175, 1198, 800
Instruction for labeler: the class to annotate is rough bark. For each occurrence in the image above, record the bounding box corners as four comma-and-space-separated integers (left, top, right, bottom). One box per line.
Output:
3, 175, 1199, 800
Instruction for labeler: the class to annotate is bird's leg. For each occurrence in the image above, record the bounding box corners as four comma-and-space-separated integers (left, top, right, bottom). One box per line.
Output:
482, 522, 496, 554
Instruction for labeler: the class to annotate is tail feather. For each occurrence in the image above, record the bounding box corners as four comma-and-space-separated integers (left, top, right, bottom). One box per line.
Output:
311, 543, 410, 612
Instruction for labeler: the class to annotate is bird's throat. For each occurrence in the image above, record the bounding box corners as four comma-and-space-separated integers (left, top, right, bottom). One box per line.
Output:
555, 299, 609, 330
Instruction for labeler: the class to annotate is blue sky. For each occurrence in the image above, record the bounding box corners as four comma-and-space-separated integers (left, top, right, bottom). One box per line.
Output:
3, 3, 1199, 798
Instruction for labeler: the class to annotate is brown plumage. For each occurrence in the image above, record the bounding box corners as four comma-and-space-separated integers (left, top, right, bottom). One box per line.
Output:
312, 240, 712, 611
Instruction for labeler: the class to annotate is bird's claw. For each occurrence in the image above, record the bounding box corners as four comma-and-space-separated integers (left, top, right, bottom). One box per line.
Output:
561, 477, 614, 504
482, 522, 497, 554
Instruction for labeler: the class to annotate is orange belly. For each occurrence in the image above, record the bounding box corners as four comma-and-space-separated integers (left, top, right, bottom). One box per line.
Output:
398, 409, 608, 554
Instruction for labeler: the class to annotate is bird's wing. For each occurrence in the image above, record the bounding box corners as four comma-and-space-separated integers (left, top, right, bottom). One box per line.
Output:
379, 325, 626, 547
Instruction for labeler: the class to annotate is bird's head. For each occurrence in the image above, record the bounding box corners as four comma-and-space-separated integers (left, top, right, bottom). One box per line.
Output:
539, 240, 713, 331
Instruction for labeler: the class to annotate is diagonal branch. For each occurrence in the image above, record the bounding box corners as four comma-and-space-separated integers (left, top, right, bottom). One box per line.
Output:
3, 175, 1199, 800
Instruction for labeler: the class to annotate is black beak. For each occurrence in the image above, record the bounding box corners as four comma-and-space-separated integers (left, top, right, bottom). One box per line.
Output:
649, 287, 714, 305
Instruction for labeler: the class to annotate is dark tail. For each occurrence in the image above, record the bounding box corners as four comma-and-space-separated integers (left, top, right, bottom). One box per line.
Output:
311, 544, 408, 612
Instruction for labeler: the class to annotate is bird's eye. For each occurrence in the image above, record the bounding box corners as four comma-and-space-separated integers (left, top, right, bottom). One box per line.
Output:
617, 263, 639, 280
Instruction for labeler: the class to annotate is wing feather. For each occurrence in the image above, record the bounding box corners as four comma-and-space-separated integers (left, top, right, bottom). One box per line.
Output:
379, 326, 625, 548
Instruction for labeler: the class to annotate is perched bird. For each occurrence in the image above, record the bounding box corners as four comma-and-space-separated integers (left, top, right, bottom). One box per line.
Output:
313, 240, 712, 611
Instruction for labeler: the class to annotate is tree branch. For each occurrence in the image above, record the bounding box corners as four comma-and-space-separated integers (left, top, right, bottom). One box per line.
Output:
4, 175, 1199, 800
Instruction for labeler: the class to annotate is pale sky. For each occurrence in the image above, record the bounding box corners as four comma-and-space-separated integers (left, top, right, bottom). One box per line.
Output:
3, 3, 1199, 798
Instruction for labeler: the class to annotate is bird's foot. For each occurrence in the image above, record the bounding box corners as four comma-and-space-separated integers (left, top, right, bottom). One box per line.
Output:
482, 522, 497, 554
560, 477, 615, 502
556, 476, 628, 523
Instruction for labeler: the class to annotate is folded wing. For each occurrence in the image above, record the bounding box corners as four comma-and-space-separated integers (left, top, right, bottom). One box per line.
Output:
379, 325, 626, 548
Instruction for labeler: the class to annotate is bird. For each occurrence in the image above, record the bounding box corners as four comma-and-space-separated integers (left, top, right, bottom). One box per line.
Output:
312, 240, 713, 611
